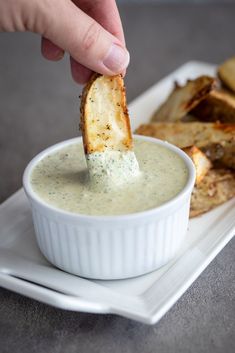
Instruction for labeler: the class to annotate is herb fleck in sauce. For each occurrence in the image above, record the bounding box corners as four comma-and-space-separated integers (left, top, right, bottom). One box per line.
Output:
31, 139, 188, 216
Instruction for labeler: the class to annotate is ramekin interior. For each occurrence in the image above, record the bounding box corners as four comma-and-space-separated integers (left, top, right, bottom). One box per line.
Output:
23, 135, 196, 221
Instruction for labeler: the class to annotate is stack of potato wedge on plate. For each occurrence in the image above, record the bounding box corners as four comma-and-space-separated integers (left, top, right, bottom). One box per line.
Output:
136, 57, 235, 217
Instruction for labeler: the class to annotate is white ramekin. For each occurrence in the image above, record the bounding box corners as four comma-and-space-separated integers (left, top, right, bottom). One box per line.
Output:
23, 135, 195, 280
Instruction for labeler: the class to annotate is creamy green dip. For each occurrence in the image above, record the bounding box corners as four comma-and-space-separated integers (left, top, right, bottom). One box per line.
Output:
31, 139, 188, 216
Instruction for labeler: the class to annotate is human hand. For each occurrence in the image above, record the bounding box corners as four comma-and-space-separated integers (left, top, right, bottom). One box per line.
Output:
0, 0, 129, 84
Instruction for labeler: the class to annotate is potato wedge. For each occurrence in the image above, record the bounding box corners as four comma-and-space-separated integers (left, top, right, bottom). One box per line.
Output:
80, 74, 132, 154
218, 56, 235, 93
182, 146, 211, 185
190, 169, 235, 217
136, 122, 235, 169
151, 76, 216, 122
191, 89, 235, 123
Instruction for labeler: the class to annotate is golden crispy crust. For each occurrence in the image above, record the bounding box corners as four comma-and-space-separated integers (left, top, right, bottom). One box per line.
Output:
190, 169, 235, 217
136, 122, 235, 169
80, 74, 132, 154
218, 57, 235, 93
182, 146, 211, 185
151, 76, 216, 122
191, 89, 235, 123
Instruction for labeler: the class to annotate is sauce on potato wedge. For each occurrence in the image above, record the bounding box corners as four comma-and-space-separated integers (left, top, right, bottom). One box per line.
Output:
80, 74, 140, 189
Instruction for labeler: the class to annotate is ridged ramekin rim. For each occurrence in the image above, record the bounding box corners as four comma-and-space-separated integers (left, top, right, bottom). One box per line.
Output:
23, 135, 195, 222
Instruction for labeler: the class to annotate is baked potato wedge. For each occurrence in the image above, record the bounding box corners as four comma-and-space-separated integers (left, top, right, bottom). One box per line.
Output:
80, 74, 140, 188
136, 122, 235, 169
151, 76, 216, 122
190, 169, 235, 217
218, 56, 235, 93
80, 74, 132, 154
191, 89, 235, 123
183, 146, 211, 185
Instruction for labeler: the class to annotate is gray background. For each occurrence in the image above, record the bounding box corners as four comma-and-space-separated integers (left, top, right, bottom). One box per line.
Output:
0, 2, 235, 353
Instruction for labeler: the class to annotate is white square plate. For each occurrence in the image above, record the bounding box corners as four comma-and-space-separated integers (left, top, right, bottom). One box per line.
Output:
0, 61, 234, 325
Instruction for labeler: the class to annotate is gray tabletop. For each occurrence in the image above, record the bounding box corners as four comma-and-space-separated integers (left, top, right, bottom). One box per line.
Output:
0, 3, 235, 353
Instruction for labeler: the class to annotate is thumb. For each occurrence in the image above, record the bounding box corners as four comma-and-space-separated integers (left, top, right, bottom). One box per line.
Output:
40, 0, 130, 75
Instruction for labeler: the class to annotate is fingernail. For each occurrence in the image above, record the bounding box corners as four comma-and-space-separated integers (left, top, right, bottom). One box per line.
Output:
103, 44, 130, 73
54, 50, 64, 61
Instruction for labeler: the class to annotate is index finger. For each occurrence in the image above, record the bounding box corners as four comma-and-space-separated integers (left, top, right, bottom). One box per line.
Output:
71, 0, 127, 83
74, 0, 125, 45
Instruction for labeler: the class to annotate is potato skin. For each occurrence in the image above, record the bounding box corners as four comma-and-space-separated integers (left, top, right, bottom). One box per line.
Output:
151, 76, 216, 122
191, 90, 235, 124
190, 169, 235, 217
218, 56, 235, 93
136, 122, 235, 170
182, 146, 211, 185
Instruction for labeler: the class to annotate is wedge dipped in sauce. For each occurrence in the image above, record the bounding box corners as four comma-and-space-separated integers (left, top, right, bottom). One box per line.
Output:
30, 74, 189, 216
31, 138, 188, 215
80, 74, 140, 190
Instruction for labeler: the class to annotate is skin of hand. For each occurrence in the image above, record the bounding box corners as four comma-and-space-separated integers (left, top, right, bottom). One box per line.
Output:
0, 0, 129, 84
